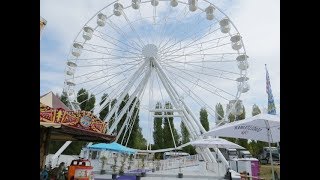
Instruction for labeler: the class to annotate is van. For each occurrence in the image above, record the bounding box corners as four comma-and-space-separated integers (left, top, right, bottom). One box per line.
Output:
238, 150, 253, 158
226, 148, 238, 160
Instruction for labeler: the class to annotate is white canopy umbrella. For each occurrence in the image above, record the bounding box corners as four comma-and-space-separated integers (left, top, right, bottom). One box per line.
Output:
188, 137, 245, 149
204, 114, 279, 142
204, 113, 280, 180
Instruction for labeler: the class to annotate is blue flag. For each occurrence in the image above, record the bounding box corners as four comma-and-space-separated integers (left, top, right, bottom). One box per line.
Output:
265, 64, 277, 115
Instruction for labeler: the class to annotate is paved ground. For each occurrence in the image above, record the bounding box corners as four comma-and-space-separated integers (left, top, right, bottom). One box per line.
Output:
93, 164, 226, 180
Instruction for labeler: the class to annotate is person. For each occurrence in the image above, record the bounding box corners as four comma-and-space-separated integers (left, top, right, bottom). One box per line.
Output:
224, 168, 232, 180
56, 162, 67, 180
40, 165, 49, 180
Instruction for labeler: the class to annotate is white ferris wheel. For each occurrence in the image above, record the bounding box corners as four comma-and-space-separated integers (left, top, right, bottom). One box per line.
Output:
63, 0, 249, 162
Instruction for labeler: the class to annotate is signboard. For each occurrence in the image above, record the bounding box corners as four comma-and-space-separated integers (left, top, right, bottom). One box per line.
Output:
40, 102, 107, 133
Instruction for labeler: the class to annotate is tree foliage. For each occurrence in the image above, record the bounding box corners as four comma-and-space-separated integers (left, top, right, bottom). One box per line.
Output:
181, 121, 196, 155
200, 108, 209, 131
235, 107, 249, 149
215, 103, 224, 125
248, 104, 267, 157
153, 102, 163, 150
152, 102, 180, 150
162, 102, 180, 148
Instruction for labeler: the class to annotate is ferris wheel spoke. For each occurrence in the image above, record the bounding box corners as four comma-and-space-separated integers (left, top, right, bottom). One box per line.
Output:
106, 18, 143, 50
81, 47, 141, 59
183, 34, 236, 49
156, 7, 174, 49
163, 67, 231, 101
75, 62, 142, 85
72, 62, 141, 82
157, 3, 196, 49
84, 41, 142, 56
95, 75, 132, 108
76, 62, 140, 68
166, 73, 213, 115
90, 78, 127, 98
162, 62, 236, 82
79, 65, 139, 95
161, 42, 232, 61
89, 78, 129, 113
155, 72, 165, 105
161, 58, 236, 63
161, 53, 237, 58
160, 25, 221, 56
159, 14, 218, 54
124, 103, 141, 146
153, 2, 157, 25
179, 42, 232, 57
120, 74, 148, 144
72, 62, 134, 86
75, 85, 113, 107
160, 34, 233, 55
160, 58, 240, 75
159, 52, 238, 62
91, 33, 142, 58
69, 56, 142, 61
163, 69, 224, 119
77, 78, 127, 106
94, 29, 142, 54
70, 62, 139, 80
121, 10, 146, 47
161, 62, 236, 97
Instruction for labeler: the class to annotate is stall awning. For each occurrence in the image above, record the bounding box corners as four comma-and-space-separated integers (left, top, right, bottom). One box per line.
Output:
40, 122, 115, 142
87, 142, 137, 154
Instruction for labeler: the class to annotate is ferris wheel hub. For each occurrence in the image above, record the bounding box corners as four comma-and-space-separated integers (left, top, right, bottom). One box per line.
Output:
142, 44, 158, 59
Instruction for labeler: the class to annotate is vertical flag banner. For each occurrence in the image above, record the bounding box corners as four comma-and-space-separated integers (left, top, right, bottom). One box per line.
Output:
265, 64, 277, 115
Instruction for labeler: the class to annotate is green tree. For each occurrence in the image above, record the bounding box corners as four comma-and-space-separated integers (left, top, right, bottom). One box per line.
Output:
162, 102, 180, 148
116, 94, 129, 142
235, 107, 249, 149
249, 104, 267, 157
153, 102, 163, 150
121, 97, 147, 149
99, 93, 109, 120
66, 88, 96, 154
200, 108, 209, 131
60, 91, 70, 108
76, 88, 96, 111
77, 88, 89, 110
107, 99, 117, 129
252, 104, 261, 116
225, 104, 236, 143
85, 94, 96, 112
181, 121, 196, 155
215, 103, 224, 125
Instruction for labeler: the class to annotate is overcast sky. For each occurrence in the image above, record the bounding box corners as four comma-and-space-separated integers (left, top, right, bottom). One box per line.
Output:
41, 0, 279, 142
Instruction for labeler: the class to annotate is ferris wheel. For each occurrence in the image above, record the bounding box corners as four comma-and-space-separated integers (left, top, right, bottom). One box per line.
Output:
63, 0, 249, 161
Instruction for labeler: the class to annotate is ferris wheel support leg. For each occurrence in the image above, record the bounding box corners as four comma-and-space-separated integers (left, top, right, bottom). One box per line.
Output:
195, 147, 209, 162
153, 60, 217, 163
183, 104, 207, 134
100, 61, 148, 119
155, 71, 198, 138
215, 147, 230, 169
180, 116, 198, 140
153, 60, 207, 134
109, 67, 151, 133
154, 66, 200, 137
51, 141, 72, 167
115, 94, 141, 142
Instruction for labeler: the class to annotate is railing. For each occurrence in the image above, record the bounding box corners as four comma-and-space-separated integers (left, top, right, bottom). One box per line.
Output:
89, 154, 226, 177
